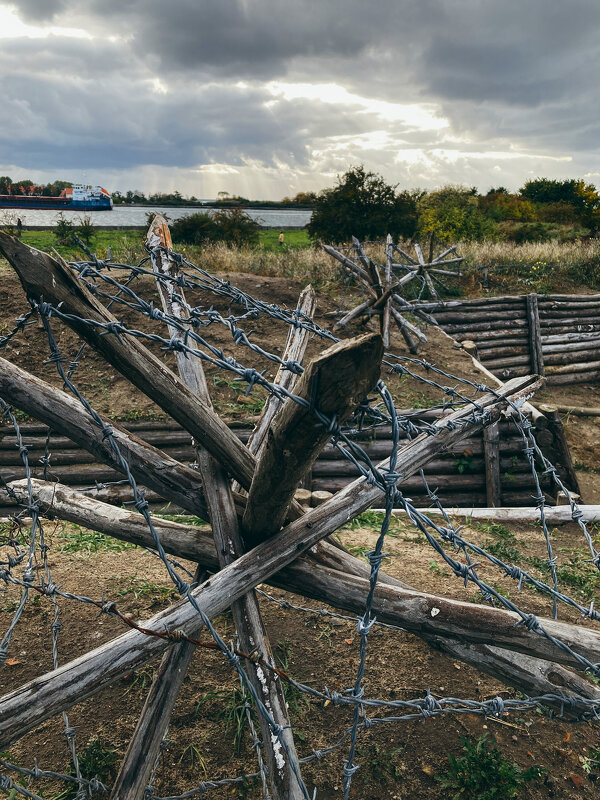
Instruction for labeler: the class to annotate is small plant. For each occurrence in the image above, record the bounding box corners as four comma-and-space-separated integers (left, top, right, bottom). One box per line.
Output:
580, 746, 600, 775
76, 214, 95, 246
355, 742, 404, 784
123, 666, 155, 695
429, 559, 447, 576
455, 449, 474, 474
53, 213, 74, 244
55, 737, 118, 798
177, 742, 207, 774
196, 687, 252, 754
436, 735, 544, 799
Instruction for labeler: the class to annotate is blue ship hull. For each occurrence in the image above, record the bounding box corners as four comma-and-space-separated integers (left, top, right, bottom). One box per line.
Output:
0, 197, 112, 211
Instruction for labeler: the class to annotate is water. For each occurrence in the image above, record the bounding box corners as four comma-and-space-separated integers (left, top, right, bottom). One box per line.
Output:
0, 205, 312, 229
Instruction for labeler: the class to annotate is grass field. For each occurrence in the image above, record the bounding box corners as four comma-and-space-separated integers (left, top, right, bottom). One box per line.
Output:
4, 225, 600, 295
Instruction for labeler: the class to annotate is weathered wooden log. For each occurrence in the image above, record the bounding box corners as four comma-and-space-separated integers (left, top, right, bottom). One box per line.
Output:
0, 233, 256, 490
477, 345, 530, 359
526, 294, 544, 376
322, 245, 371, 284
543, 350, 600, 366
333, 298, 375, 330
17, 480, 597, 718
542, 338, 600, 354
540, 317, 600, 329
433, 309, 527, 324
455, 329, 529, 344
482, 355, 532, 370
0, 356, 219, 519
0, 375, 554, 742
443, 320, 528, 334
138, 215, 303, 800
539, 325, 600, 337
546, 371, 600, 385
483, 422, 501, 508
544, 359, 600, 376
540, 403, 600, 417
244, 285, 316, 460
243, 333, 383, 545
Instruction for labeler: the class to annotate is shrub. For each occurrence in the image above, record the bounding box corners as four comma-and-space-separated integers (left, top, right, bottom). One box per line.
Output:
171, 208, 259, 247
437, 735, 544, 800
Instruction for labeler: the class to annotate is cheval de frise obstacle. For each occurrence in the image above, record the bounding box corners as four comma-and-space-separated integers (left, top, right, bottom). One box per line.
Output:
1, 217, 600, 799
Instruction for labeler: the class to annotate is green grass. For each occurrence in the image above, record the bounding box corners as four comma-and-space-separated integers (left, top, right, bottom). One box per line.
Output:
257, 229, 311, 250
57, 524, 136, 554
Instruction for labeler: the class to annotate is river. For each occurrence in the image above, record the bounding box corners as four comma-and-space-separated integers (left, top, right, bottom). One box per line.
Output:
0, 205, 312, 229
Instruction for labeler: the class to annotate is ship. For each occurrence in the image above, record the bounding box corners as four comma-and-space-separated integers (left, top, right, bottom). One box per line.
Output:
0, 184, 113, 211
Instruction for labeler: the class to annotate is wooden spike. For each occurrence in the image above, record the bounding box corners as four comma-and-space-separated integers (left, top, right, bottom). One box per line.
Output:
112, 214, 303, 800
0, 232, 255, 489
242, 333, 383, 545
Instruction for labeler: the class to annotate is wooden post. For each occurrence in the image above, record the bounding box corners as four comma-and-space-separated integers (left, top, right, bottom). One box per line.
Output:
527, 293, 545, 376
243, 333, 383, 545
111, 215, 304, 800
483, 422, 501, 507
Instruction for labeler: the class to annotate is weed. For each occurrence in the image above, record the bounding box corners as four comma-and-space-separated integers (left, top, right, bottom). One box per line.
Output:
580, 746, 600, 775
123, 667, 155, 695
177, 742, 208, 774
356, 742, 405, 784
429, 559, 448, 576
436, 735, 545, 799
52, 737, 118, 799
276, 640, 310, 717
455, 452, 475, 474
197, 687, 252, 754
113, 577, 178, 604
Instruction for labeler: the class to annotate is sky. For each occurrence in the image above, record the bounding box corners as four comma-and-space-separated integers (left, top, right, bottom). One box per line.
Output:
0, 0, 598, 200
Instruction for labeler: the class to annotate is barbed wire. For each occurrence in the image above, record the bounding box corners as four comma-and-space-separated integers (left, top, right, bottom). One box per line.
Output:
1, 241, 600, 798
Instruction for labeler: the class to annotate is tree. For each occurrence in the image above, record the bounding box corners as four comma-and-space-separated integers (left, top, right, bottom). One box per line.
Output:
0, 176, 12, 194
306, 165, 418, 243
418, 185, 497, 241
520, 178, 600, 229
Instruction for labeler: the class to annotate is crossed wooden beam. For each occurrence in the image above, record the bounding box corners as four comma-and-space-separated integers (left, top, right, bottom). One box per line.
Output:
0, 223, 598, 799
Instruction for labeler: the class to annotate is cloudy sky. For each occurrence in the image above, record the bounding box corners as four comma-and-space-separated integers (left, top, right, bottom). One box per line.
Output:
0, 0, 598, 199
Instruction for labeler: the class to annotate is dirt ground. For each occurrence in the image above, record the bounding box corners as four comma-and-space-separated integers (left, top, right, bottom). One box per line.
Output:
1, 260, 600, 798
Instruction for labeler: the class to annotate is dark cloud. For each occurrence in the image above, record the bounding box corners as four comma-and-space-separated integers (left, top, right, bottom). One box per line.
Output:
1, 0, 599, 194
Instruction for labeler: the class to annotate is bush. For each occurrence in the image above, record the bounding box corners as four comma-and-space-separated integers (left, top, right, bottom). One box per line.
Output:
306, 165, 418, 243
506, 223, 550, 243
171, 208, 259, 247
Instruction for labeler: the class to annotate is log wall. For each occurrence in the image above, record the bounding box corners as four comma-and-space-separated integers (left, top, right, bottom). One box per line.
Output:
0, 413, 580, 515
417, 293, 600, 384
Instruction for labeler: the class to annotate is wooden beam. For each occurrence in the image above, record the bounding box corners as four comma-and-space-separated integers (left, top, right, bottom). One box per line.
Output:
243, 333, 383, 545
247, 285, 316, 459
483, 422, 502, 507
117, 214, 303, 800
526, 293, 544, 376
0, 355, 222, 519
11, 479, 599, 719
0, 232, 256, 490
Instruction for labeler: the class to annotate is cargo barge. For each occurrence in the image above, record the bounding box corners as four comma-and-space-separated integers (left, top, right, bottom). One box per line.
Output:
0, 184, 112, 211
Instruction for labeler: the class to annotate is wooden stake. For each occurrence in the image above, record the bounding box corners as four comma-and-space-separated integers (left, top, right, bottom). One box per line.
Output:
113, 215, 303, 800
243, 333, 383, 545
0, 232, 256, 490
